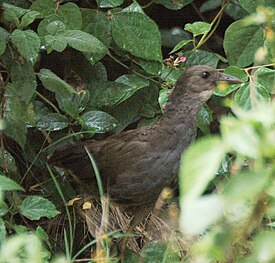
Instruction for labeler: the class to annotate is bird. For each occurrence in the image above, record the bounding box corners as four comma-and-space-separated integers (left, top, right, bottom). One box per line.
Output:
49, 65, 242, 248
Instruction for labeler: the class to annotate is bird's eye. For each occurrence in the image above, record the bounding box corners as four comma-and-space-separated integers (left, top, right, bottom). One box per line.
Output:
201, 71, 210, 79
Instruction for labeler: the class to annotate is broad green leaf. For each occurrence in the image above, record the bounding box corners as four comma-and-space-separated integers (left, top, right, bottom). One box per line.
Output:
81, 9, 112, 47
2, 3, 27, 23
184, 21, 211, 36
239, 0, 275, 13
112, 12, 162, 62
234, 82, 270, 110
200, 0, 221, 13
88, 81, 146, 109
197, 104, 213, 134
57, 3, 82, 30
254, 231, 275, 262
185, 50, 220, 67
20, 11, 40, 27
153, 0, 193, 10
10, 60, 36, 103
11, 29, 40, 63
30, 0, 55, 17
115, 74, 149, 90
46, 21, 66, 35
79, 110, 117, 133
96, 0, 124, 8
180, 194, 224, 235
36, 113, 69, 131
224, 21, 264, 67
37, 15, 60, 37
214, 66, 247, 96
19, 196, 60, 220
225, 0, 249, 20
56, 90, 90, 118
0, 175, 24, 191
255, 67, 275, 94
170, 39, 193, 54
136, 59, 162, 76
64, 30, 107, 56
220, 117, 261, 158
0, 27, 10, 56
3, 116, 27, 149
140, 242, 181, 262
180, 136, 225, 200
38, 69, 76, 94
35, 226, 50, 247
122, 1, 144, 13
224, 171, 270, 203
44, 35, 67, 52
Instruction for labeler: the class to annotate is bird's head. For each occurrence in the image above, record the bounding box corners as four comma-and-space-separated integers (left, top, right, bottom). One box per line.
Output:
174, 65, 243, 102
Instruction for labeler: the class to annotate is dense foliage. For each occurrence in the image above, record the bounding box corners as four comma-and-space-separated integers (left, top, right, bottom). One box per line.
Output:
0, 0, 274, 262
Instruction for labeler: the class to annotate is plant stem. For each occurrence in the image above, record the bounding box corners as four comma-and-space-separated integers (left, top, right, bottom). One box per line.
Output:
35, 91, 60, 114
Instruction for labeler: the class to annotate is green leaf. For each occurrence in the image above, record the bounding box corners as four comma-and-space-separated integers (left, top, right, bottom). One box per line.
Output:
35, 226, 50, 247
2, 3, 28, 23
96, 0, 124, 8
0, 175, 24, 191
197, 104, 213, 134
112, 12, 162, 62
20, 11, 40, 27
153, 0, 193, 10
122, 1, 144, 13
180, 194, 224, 235
64, 30, 107, 57
10, 60, 36, 103
0, 27, 10, 56
44, 35, 67, 52
136, 59, 162, 76
234, 82, 270, 110
179, 136, 225, 200
11, 29, 40, 63
224, 21, 264, 67
220, 117, 261, 158
36, 113, 69, 131
0, 200, 9, 217
185, 50, 220, 67
214, 66, 248, 96
239, 0, 275, 13
224, 171, 270, 203
3, 116, 27, 149
88, 81, 146, 109
57, 3, 82, 30
170, 39, 193, 54
46, 21, 66, 35
79, 111, 117, 133
30, 0, 55, 17
115, 74, 149, 90
158, 88, 170, 113
184, 21, 211, 36
38, 69, 76, 94
255, 67, 275, 94
19, 196, 60, 220
254, 231, 275, 262
81, 9, 112, 48
56, 90, 90, 118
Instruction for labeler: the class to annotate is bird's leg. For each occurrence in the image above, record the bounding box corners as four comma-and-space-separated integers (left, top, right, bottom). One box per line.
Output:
119, 205, 152, 261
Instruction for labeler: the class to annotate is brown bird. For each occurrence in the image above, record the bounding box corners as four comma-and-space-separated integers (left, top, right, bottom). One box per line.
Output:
49, 65, 242, 245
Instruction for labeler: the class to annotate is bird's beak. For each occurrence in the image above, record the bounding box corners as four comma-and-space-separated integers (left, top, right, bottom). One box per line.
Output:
218, 72, 243, 84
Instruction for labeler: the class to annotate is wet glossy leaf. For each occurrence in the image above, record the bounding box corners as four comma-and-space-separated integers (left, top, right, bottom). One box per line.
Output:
112, 12, 162, 62
79, 111, 117, 133
11, 29, 40, 63
180, 136, 225, 200
184, 21, 211, 36
122, 1, 144, 13
38, 69, 76, 94
224, 21, 264, 67
0, 175, 24, 191
19, 196, 60, 220
234, 83, 270, 110
36, 113, 69, 131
